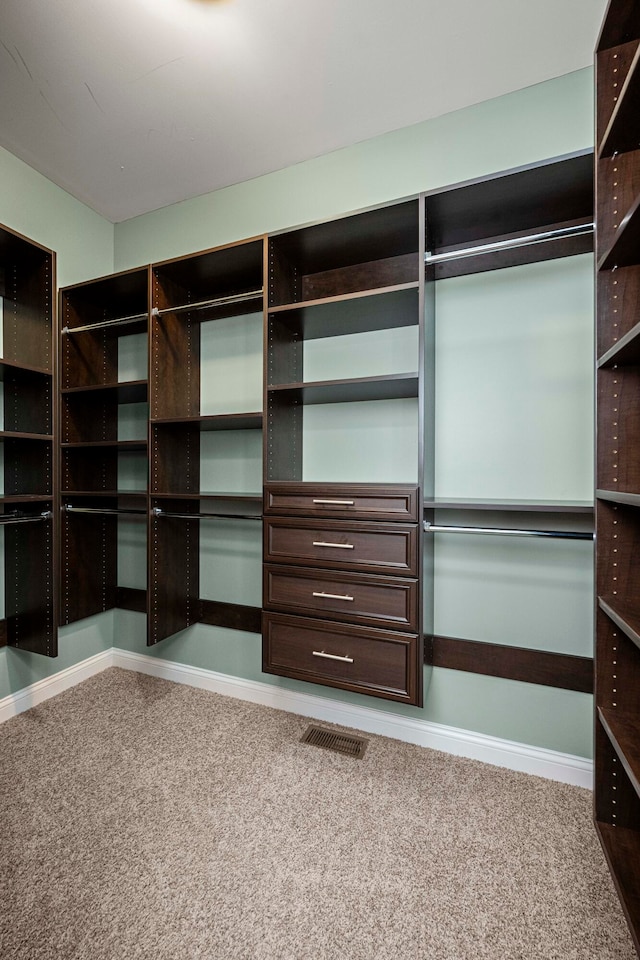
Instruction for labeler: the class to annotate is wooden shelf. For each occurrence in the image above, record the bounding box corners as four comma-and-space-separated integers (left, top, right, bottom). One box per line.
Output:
597, 2, 640, 50
268, 283, 419, 338
597, 489, 640, 507
599, 595, 640, 653
598, 192, 640, 270
267, 373, 419, 405
599, 320, 640, 367
61, 490, 147, 499
0, 430, 53, 442
599, 707, 640, 799
0, 358, 52, 379
599, 42, 640, 157
152, 491, 262, 503
61, 440, 148, 450
61, 380, 148, 403
0, 494, 53, 503
595, 822, 640, 954
151, 413, 262, 431
424, 498, 594, 514
425, 153, 593, 278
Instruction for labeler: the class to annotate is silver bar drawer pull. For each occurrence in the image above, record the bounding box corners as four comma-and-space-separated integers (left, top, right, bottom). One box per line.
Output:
312, 591, 354, 602
312, 499, 355, 506
312, 541, 355, 549
312, 650, 354, 663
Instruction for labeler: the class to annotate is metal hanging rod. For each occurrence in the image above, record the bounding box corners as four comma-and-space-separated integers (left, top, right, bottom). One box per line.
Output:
0, 510, 53, 525
152, 289, 264, 318
64, 505, 147, 518
423, 521, 593, 541
424, 222, 594, 266
62, 312, 148, 335
152, 507, 262, 522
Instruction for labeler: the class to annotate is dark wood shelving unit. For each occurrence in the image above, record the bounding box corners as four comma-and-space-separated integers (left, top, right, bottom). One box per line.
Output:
59, 267, 150, 627
264, 201, 425, 705
149, 237, 265, 646
0, 222, 57, 656
595, 4, 640, 951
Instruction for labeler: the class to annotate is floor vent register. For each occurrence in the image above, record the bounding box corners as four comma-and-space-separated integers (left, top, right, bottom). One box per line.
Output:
300, 724, 369, 758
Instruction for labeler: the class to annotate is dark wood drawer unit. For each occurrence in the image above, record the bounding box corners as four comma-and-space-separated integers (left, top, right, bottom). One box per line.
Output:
264, 564, 418, 631
263, 612, 419, 703
264, 517, 418, 576
264, 483, 419, 521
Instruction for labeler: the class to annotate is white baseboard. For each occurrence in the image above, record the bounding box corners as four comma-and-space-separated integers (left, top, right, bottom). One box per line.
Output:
0, 649, 113, 724
0, 647, 593, 788
112, 648, 593, 789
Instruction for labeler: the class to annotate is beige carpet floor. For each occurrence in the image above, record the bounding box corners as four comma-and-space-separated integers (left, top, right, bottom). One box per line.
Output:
0, 667, 635, 960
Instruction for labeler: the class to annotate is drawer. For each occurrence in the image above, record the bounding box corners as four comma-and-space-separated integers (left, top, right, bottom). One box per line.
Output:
264, 483, 419, 521
264, 564, 418, 631
262, 612, 420, 703
264, 518, 418, 576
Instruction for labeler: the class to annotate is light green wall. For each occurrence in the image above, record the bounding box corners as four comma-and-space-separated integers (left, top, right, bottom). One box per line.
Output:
0, 145, 113, 287
114, 68, 592, 270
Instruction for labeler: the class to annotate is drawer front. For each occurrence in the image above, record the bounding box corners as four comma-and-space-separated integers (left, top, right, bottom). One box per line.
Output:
264, 483, 419, 521
263, 612, 419, 703
264, 564, 418, 631
264, 518, 418, 576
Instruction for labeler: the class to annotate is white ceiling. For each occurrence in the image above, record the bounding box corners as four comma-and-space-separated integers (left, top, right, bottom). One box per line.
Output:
0, 0, 606, 223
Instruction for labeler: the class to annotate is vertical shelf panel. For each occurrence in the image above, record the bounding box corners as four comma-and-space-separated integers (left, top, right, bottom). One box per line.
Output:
595, 3, 640, 951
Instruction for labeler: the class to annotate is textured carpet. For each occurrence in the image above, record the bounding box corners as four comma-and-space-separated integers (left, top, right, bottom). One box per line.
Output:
0, 668, 634, 960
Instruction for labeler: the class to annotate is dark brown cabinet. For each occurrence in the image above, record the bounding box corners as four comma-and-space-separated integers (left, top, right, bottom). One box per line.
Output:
0, 223, 57, 655
594, 1, 640, 953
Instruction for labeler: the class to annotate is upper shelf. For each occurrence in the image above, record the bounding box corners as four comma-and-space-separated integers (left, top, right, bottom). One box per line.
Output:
269, 200, 419, 306
0, 357, 52, 379
61, 380, 148, 404
598, 192, 640, 270
599, 595, 640, 653
151, 413, 262, 431
60, 267, 149, 334
599, 42, 640, 157
597, 489, 640, 508
424, 152, 594, 279
598, 707, 640, 801
267, 373, 419, 405
268, 283, 419, 339
424, 498, 594, 514
598, 320, 640, 367
153, 238, 264, 315
597, 0, 640, 51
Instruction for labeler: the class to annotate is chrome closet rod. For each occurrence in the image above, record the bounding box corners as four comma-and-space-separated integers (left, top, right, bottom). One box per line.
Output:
0, 511, 53, 524
62, 312, 148, 335
64, 505, 147, 517
152, 508, 262, 522
423, 521, 593, 541
424, 222, 594, 265
152, 289, 263, 318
